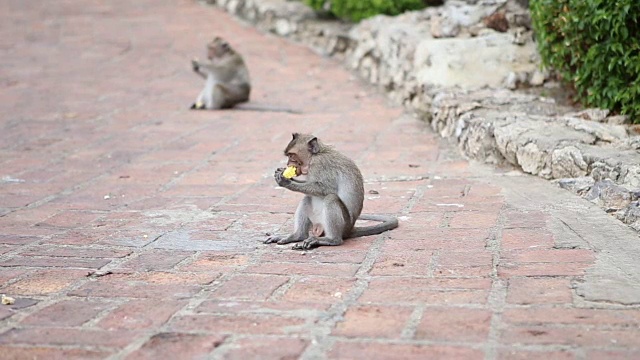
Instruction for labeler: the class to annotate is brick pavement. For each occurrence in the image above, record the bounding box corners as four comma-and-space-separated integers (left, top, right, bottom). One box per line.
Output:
1, 0, 640, 359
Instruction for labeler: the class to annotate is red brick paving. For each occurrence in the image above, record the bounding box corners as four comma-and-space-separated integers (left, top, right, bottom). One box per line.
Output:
1, 0, 639, 359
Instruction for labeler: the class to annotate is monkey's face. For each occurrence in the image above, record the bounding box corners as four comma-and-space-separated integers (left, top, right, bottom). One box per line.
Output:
207, 37, 234, 60
284, 133, 316, 176
285, 151, 305, 176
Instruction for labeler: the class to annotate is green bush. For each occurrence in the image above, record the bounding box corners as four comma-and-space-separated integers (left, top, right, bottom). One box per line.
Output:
305, 0, 427, 22
530, 0, 640, 123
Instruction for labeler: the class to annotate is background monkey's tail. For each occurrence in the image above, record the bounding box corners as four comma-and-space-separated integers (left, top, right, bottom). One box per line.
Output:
349, 214, 399, 238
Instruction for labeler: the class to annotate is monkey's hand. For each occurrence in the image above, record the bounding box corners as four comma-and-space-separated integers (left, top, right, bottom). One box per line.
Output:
274, 167, 291, 188
191, 58, 200, 72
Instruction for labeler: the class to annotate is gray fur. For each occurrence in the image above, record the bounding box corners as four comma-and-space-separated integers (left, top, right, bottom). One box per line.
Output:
191, 44, 299, 113
191, 39, 251, 110
265, 134, 398, 250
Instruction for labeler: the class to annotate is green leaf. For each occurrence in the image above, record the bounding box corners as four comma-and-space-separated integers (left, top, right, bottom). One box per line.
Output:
531, 0, 640, 123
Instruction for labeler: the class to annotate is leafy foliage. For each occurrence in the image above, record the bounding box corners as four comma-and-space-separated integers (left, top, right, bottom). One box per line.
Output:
305, 0, 427, 22
530, 0, 640, 123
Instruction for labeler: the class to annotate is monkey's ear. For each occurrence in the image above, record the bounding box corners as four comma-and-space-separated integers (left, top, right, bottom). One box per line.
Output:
291, 133, 299, 140
307, 137, 320, 154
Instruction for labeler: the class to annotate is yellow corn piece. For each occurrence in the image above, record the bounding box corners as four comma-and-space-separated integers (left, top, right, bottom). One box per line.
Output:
282, 166, 297, 179
195, 101, 205, 109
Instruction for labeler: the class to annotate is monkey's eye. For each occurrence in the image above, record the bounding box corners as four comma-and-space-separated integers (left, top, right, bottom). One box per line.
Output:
221, 43, 229, 50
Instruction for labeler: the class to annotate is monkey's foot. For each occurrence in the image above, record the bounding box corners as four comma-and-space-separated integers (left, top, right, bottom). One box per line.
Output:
190, 102, 206, 110
293, 237, 343, 250
292, 238, 319, 250
265, 235, 305, 246
263, 236, 281, 244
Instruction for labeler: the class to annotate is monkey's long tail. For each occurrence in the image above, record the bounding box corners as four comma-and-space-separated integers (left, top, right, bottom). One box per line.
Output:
350, 214, 399, 238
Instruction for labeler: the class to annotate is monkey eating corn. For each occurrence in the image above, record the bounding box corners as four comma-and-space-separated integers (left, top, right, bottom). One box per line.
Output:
265, 133, 398, 250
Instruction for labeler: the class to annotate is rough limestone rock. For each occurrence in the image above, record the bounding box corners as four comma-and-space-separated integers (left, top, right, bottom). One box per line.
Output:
493, 120, 594, 178
414, 32, 538, 88
347, 12, 430, 103
556, 177, 595, 196
431, 14, 460, 38
351, 0, 538, 91
627, 137, 640, 150
586, 180, 639, 212
551, 146, 589, 179
457, 112, 506, 163
566, 108, 610, 123
582, 148, 640, 189
618, 201, 640, 231
528, 69, 546, 86
562, 116, 628, 143
430, 0, 503, 37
